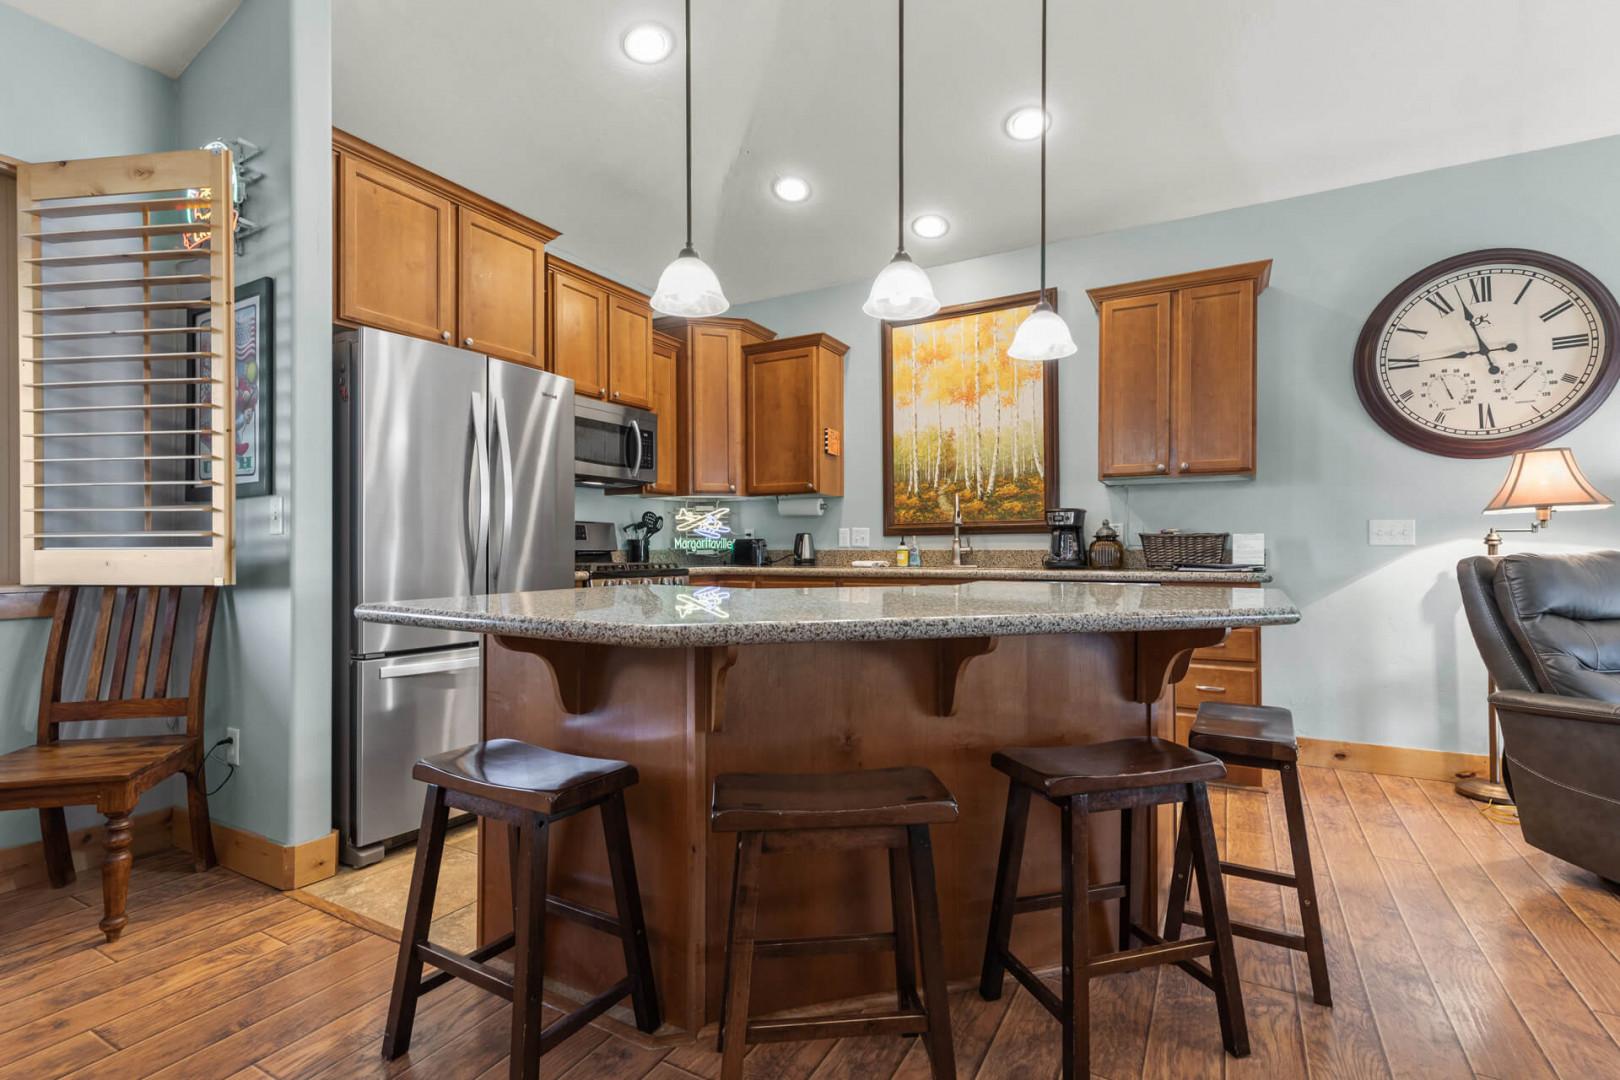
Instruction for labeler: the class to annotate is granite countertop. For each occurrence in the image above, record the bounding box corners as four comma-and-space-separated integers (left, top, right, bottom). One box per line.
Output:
356, 580, 1300, 648
680, 564, 1272, 585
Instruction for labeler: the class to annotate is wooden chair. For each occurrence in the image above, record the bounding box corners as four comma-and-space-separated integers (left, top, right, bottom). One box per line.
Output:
0, 586, 220, 942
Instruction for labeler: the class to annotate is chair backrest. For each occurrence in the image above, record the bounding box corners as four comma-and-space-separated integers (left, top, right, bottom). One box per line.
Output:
1456, 552, 1620, 703
36, 586, 220, 745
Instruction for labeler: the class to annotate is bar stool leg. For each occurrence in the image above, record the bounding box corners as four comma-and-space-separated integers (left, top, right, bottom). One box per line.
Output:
1280, 762, 1332, 1006
1060, 794, 1092, 1080
978, 781, 1032, 1000
509, 814, 551, 1080
1117, 807, 1134, 951
1161, 807, 1194, 942
1186, 783, 1249, 1058
905, 825, 957, 1080
602, 792, 663, 1033
383, 784, 449, 1060
888, 845, 921, 1012
718, 831, 763, 1080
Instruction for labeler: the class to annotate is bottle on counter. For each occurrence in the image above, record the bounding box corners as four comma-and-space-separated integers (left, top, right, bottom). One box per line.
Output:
908, 537, 921, 568
1088, 520, 1125, 569
896, 536, 910, 567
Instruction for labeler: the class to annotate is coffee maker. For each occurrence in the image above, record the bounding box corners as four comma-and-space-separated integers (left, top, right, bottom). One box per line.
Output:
1043, 508, 1087, 568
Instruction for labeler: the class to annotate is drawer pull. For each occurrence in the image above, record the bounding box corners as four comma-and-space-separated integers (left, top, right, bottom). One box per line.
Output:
1194, 684, 1227, 693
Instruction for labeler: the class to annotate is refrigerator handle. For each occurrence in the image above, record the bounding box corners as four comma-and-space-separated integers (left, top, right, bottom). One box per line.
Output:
469, 392, 490, 589
491, 393, 516, 590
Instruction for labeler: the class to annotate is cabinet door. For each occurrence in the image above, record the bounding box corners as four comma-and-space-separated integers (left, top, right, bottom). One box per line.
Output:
1097, 292, 1172, 479
548, 268, 608, 399
338, 153, 456, 343
745, 347, 818, 494
646, 337, 679, 495
458, 208, 545, 367
686, 327, 738, 494
1172, 279, 1255, 475
607, 294, 654, 409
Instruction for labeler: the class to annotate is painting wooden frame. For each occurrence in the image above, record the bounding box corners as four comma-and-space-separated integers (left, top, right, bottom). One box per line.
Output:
881, 289, 1061, 535
189, 276, 273, 498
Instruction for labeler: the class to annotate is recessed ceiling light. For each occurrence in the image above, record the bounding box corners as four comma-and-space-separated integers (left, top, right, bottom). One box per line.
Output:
771, 176, 812, 203
1004, 106, 1050, 141
622, 23, 674, 64
911, 213, 950, 240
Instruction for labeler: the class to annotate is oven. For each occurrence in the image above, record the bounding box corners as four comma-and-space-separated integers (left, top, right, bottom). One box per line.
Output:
575, 397, 658, 487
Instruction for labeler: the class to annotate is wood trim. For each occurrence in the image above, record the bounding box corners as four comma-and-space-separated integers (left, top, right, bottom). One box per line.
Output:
0, 806, 174, 896
332, 127, 560, 244
1086, 259, 1273, 310
742, 331, 849, 357
1297, 737, 1488, 784
0, 586, 53, 619
171, 807, 338, 890
654, 314, 776, 343
545, 253, 649, 304
1, 170, 15, 587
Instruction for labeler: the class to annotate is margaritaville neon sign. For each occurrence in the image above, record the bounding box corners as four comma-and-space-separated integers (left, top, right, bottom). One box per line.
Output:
672, 505, 733, 554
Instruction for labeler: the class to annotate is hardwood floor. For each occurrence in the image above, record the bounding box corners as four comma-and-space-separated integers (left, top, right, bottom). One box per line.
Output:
1, 767, 1618, 1078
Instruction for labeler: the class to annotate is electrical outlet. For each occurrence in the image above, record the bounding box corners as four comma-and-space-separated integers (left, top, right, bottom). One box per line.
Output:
837, 527, 851, 547
851, 527, 871, 547
267, 495, 285, 536
1368, 519, 1416, 546
225, 727, 241, 766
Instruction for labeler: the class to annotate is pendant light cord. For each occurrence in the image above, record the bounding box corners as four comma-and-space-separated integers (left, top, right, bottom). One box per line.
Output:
684, 0, 694, 252
897, 0, 906, 254
1039, 0, 1048, 295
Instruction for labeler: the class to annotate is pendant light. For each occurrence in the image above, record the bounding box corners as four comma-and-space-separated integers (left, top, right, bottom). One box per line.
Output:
863, 0, 940, 320
1008, 0, 1077, 360
652, 0, 729, 317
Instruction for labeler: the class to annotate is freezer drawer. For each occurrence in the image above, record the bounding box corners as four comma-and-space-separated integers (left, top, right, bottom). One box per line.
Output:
353, 647, 481, 850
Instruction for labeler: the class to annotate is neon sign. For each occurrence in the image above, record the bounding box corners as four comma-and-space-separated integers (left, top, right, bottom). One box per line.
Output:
672, 505, 733, 554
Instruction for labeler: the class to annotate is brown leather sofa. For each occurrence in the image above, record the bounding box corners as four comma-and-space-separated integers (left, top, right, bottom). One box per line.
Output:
1457, 552, 1620, 885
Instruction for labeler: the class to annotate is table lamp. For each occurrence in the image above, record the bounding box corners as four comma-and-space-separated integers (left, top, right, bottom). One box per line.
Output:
1460, 447, 1613, 803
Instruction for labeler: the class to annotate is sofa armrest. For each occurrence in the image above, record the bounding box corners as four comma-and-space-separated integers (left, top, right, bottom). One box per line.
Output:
1490, 689, 1620, 726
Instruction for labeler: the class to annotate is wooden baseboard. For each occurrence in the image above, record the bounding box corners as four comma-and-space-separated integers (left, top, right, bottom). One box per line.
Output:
1298, 736, 1488, 783
172, 807, 338, 890
0, 807, 176, 896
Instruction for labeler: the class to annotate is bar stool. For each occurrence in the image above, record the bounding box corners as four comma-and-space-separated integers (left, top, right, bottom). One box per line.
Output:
979, 737, 1248, 1080
1164, 702, 1332, 1006
711, 767, 958, 1080
382, 739, 660, 1080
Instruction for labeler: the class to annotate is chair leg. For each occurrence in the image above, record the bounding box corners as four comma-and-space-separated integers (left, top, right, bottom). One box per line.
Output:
718, 831, 763, 1080
979, 781, 1032, 1000
1187, 782, 1249, 1058
509, 813, 551, 1080
1161, 806, 1194, 943
383, 784, 450, 1060
38, 808, 75, 888
1280, 762, 1332, 1007
1060, 795, 1091, 1080
1117, 807, 1134, 952
905, 825, 957, 1080
99, 811, 133, 943
888, 844, 922, 1013
184, 761, 218, 871
601, 792, 662, 1034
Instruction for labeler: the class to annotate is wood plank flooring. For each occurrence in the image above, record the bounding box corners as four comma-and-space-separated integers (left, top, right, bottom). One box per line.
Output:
1, 767, 1618, 1078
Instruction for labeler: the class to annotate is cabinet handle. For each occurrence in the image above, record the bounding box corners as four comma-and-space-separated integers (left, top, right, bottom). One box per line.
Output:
1194, 684, 1227, 694
440, 330, 451, 341
729, 484, 736, 493
805, 482, 814, 490
612, 391, 621, 400
464, 337, 474, 346
1155, 463, 1167, 474
1179, 461, 1188, 471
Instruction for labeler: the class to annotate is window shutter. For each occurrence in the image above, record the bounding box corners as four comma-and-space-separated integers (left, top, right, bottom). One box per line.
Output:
16, 149, 235, 586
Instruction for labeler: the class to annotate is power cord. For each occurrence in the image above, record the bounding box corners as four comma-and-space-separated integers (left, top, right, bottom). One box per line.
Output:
204, 734, 237, 796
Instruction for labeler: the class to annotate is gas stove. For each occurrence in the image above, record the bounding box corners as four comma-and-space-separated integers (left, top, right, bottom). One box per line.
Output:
577, 560, 689, 586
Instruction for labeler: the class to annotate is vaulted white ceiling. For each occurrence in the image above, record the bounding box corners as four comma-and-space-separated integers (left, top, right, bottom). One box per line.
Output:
4, 0, 241, 78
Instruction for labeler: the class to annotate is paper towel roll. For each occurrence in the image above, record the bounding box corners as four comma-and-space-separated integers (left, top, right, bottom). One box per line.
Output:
774, 496, 826, 517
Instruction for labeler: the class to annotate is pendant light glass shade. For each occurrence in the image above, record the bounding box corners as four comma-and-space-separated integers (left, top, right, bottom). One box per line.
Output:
652, 245, 728, 317
1008, 299, 1076, 360
863, 251, 940, 320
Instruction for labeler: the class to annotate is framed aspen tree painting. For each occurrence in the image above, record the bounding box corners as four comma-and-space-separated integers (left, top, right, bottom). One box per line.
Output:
881, 289, 1061, 534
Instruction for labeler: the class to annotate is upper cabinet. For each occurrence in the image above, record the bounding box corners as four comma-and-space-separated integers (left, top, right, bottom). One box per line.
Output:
1087, 260, 1270, 482
546, 256, 653, 408
333, 129, 559, 364
656, 317, 776, 496
646, 332, 682, 495
743, 333, 848, 496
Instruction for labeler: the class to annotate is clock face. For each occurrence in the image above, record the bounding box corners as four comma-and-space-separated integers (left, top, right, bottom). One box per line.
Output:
1354, 250, 1620, 457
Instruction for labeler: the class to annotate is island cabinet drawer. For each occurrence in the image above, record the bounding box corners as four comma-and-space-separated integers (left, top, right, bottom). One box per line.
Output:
1193, 626, 1258, 662
1174, 661, 1259, 710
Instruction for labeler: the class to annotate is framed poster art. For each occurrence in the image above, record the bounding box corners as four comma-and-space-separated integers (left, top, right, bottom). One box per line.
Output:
190, 276, 274, 499
881, 289, 1061, 534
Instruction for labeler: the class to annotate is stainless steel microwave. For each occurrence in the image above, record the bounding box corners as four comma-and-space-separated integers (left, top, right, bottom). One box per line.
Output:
574, 397, 658, 486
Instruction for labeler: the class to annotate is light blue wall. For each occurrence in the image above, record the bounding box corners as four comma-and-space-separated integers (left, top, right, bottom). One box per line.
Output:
722, 136, 1620, 756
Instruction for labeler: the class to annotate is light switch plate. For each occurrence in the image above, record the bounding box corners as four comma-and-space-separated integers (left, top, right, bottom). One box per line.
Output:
838, 527, 851, 547
268, 495, 285, 536
851, 527, 871, 547
1368, 519, 1416, 546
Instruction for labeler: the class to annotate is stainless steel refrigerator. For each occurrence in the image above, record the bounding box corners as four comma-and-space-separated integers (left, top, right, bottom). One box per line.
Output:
334, 327, 574, 866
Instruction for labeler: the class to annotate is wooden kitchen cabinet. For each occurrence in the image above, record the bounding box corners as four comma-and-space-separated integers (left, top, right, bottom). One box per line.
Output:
546, 256, 655, 406
742, 333, 848, 496
607, 293, 653, 409
656, 316, 776, 496
1088, 260, 1269, 481
645, 331, 681, 495
459, 208, 546, 366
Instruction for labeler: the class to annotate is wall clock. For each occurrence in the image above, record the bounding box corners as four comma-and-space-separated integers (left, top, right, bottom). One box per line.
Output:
1353, 249, 1620, 458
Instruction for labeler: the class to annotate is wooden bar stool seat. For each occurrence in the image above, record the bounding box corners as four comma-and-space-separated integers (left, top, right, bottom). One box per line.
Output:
383, 739, 660, 1080
1167, 702, 1332, 1006
712, 767, 958, 1080
980, 736, 1249, 1080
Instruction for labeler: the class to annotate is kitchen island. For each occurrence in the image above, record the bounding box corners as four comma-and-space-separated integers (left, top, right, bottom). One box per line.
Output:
357, 580, 1299, 1034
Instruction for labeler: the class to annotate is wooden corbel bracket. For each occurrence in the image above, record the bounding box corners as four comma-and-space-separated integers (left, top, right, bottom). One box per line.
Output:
697, 646, 741, 733
1134, 627, 1228, 704
937, 636, 999, 717
492, 636, 600, 715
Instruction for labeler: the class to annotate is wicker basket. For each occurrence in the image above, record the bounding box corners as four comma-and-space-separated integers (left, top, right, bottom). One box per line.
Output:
1138, 530, 1228, 568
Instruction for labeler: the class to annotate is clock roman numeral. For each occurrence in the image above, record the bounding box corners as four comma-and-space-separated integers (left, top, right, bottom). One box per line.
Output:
1399, 389, 1415, 401
1513, 278, 1534, 305
1386, 359, 1420, 370
1552, 333, 1591, 350
1426, 293, 1455, 316
1562, 372, 1581, 383
1540, 299, 1574, 322
1395, 326, 1427, 337
1469, 275, 1492, 303
1478, 402, 1495, 428
1434, 409, 1449, 426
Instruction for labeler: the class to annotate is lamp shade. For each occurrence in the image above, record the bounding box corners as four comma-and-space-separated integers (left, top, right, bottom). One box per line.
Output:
1008, 300, 1077, 361
651, 248, 729, 318
863, 251, 940, 320
1482, 447, 1613, 514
